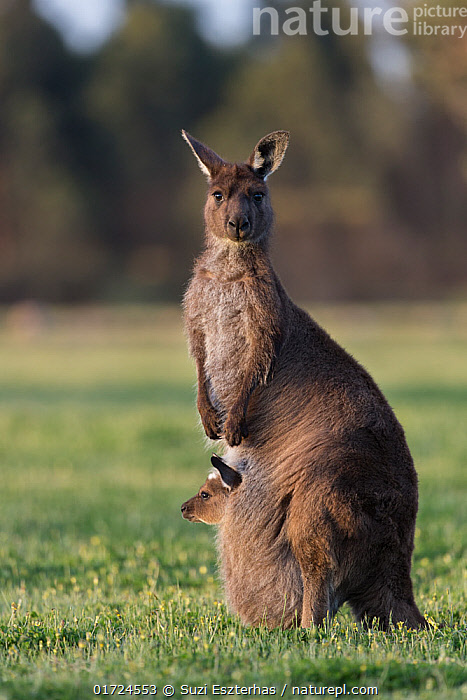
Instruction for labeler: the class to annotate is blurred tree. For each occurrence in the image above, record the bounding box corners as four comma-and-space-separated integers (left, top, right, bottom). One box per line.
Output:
0, 0, 106, 301
386, 0, 467, 296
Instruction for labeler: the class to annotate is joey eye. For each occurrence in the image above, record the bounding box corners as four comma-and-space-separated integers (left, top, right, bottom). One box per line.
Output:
213, 192, 223, 203
200, 491, 210, 500
253, 193, 264, 202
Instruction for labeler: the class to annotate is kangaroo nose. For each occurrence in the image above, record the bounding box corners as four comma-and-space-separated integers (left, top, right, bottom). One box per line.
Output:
228, 217, 250, 239
181, 504, 187, 513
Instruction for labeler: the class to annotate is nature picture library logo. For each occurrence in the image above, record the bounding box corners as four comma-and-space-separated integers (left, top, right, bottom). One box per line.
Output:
252, 1, 467, 39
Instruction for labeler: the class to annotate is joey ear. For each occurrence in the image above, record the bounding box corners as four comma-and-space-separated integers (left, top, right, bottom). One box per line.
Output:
181, 130, 225, 181
248, 130, 290, 180
211, 454, 242, 491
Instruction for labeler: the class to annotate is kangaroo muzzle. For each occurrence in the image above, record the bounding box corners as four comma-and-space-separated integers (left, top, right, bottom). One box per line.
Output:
227, 216, 250, 241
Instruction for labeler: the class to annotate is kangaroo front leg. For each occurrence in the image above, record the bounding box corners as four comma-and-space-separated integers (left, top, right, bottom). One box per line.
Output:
223, 380, 255, 447
196, 359, 221, 440
189, 327, 221, 440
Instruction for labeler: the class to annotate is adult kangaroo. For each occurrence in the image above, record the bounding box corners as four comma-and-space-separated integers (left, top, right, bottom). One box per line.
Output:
182, 130, 426, 630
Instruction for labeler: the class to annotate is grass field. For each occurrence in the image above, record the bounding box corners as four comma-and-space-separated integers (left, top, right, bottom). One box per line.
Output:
0, 303, 465, 700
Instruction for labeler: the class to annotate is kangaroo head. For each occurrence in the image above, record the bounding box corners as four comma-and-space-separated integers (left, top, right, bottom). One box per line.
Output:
181, 454, 242, 525
182, 130, 289, 245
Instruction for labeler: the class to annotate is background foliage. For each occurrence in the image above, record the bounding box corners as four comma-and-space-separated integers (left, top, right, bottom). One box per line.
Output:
0, 0, 466, 303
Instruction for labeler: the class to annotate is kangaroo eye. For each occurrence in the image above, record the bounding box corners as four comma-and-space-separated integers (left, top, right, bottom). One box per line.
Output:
253, 193, 264, 202
200, 492, 210, 500
213, 192, 223, 203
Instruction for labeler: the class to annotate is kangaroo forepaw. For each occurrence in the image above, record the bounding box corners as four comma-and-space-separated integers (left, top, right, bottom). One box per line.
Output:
224, 413, 249, 446
199, 406, 221, 440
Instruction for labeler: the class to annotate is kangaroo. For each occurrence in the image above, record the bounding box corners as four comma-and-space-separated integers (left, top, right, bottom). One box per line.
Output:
182, 130, 426, 629
181, 455, 303, 629
181, 454, 241, 525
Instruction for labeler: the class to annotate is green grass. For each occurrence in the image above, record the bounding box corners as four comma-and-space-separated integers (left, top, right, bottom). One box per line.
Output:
0, 303, 465, 699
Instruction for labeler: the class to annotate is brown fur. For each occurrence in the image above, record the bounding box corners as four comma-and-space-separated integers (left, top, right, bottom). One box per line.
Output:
182, 130, 427, 630
181, 455, 241, 525
182, 457, 303, 628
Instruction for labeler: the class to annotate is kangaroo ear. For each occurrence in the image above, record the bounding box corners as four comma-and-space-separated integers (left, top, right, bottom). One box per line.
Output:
182, 130, 225, 181
248, 131, 289, 180
211, 454, 242, 491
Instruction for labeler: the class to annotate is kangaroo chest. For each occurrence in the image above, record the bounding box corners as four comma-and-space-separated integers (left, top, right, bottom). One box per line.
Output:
198, 278, 259, 413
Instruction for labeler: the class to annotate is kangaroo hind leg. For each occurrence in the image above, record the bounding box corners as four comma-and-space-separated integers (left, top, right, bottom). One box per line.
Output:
299, 561, 335, 627
351, 587, 427, 630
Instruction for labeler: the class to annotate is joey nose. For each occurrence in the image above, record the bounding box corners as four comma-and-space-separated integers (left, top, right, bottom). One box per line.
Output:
181, 504, 187, 513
